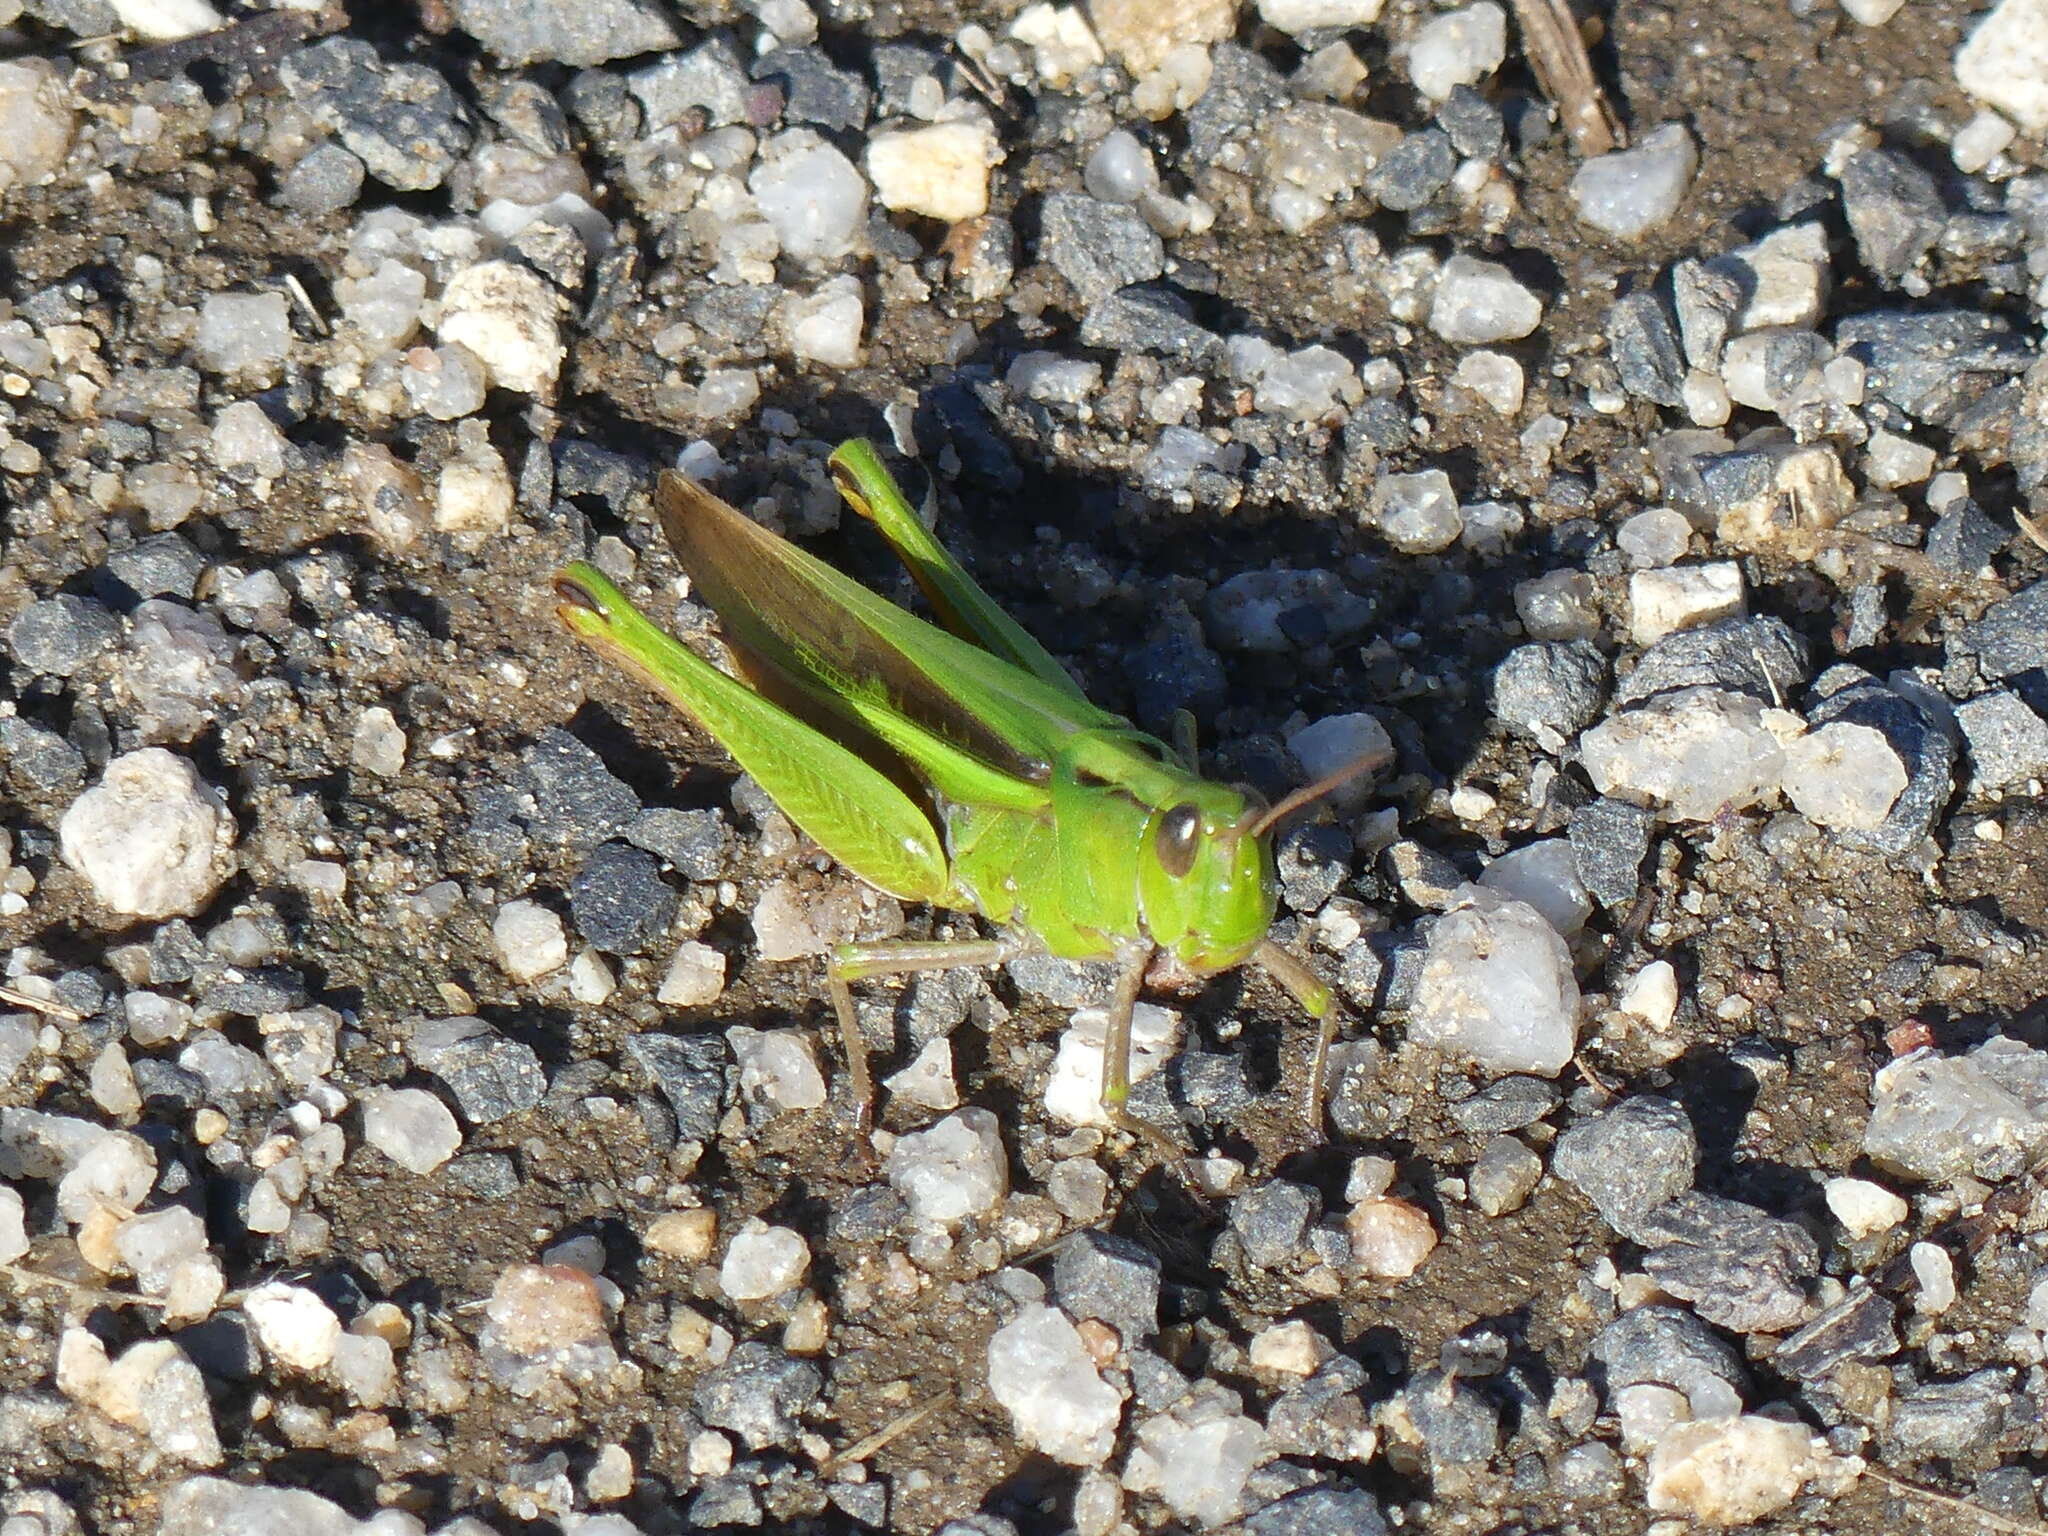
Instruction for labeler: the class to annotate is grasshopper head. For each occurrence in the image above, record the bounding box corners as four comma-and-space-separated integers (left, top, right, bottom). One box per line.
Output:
1137, 782, 1277, 975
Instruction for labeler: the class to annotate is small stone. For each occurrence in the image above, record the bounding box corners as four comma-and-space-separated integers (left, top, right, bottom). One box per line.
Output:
883, 1037, 959, 1111
1580, 687, 1787, 823
1835, 309, 2030, 428
1468, 1135, 1542, 1215
438, 261, 562, 395
988, 1304, 1123, 1466
887, 1108, 1007, 1228
728, 1026, 827, 1114
350, 706, 406, 777
1618, 959, 1680, 1031
1569, 124, 1698, 240
1090, 0, 1235, 74
1803, 673, 1954, 855
570, 841, 678, 953
1476, 839, 1591, 936
242, 1282, 342, 1371
1230, 1181, 1318, 1268
1629, 562, 1746, 646
646, 1208, 718, 1262
1552, 1095, 1697, 1242
1372, 467, 1463, 552
494, 899, 568, 983
360, 1087, 461, 1174
1910, 1240, 1956, 1313
1257, 345, 1357, 423
193, 291, 290, 380
1891, 1368, 2013, 1457
277, 141, 365, 215
1780, 721, 1908, 831
866, 120, 997, 221
453, 0, 681, 65
1646, 1415, 1830, 1525
1865, 1036, 2048, 1182
1124, 1386, 1271, 1525
1452, 350, 1524, 414
784, 274, 865, 367
1825, 1176, 1908, 1239
1084, 128, 1159, 203
1046, 1003, 1180, 1127
1956, 0, 2048, 134
750, 130, 867, 262
59, 749, 235, 920
1248, 1320, 1328, 1376
409, 1016, 546, 1125
1430, 253, 1542, 344
0, 58, 76, 195
1951, 109, 2017, 172
694, 1340, 821, 1449
1636, 1192, 1819, 1332
1410, 888, 1581, 1075
1346, 1196, 1439, 1277
1367, 128, 1455, 213
1839, 149, 1944, 284
1406, 2, 1506, 99
720, 1222, 810, 1301
626, 1032, 727, 1142
655, 940, 726, 1007
1492, 641, 1608, 746
1515, 570, 1600, 642
9, 595, 120, 678
1259, 0, 1384, 29
279, 37, 472, 193
1956, 690, 2048, 790
62, 1335, 221, 1466
1618, 507, 1693, 569
211, 400, 289, 476
1040, 191, 1165, 305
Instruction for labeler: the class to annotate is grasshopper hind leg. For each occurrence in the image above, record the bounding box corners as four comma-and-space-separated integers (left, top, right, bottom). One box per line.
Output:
826, 937, 1019, 1137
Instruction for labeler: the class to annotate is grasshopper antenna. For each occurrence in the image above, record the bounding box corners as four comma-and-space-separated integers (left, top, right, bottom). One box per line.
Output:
1239, 745, 1392, 840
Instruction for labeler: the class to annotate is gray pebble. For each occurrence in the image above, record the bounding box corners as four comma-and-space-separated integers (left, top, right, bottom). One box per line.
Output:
1052, 1230, 1161, 1344
1437, 85, 1503, 159
1368, 128, 1455, 213
1492, 640, 1609, 743
1617, 615, 1812, 708
451, 0, 682, 67
1772, 1286, 1898, 1379
278, 38, 473, 193
277, 143, 365, 216
521, 727, 641, 843
1449, 1076, 1560, 1134
1244, 1486, 1390, 1536
1079, 285, 1225, 367
1040, 191, 1165, 305
626, 807, 730, 881
1635, 1191, 1819, 1333
1589, 1304, 1748, 1409
410, 1017, 546, 1126
1551, 1095, 1697, 1241
1403, 1369, 1500, 1464
1889, 1368, 2014, 1459
1838, 149, 1945, 285
752, 47, 871, 132
1228, 1181, 1319, 1269
1836, 309, 2031, 427
1567, 797, 1653, 910
1607, 291, 1687, 407
693, 1341, 823, 1449
1958, 578, 2048, 682
7, 595, 120, 678
105, 533, 205, 602
625, 1032, 727, 1143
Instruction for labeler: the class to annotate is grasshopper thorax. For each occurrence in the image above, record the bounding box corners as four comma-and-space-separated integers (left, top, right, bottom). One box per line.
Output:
1136, 783, 1278, 976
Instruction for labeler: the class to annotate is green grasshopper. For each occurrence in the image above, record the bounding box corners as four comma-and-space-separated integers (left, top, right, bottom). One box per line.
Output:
553, 440, 1379, 1149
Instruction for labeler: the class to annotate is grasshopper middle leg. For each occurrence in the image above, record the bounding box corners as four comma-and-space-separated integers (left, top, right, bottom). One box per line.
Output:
827, 937, 1020, 1133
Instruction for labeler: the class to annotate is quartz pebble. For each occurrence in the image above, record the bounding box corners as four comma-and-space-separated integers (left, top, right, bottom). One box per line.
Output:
1410, 888, 1580, 1074
58, 1333, 222, 1466
1779, 721, 1909, 831
1865, 1036, 2048, 1181
437, 261, 562, 395
657, 940, 727, 1007
59, 749, 236, 919
494, 899, 568, 982
1124, 1386, 1271, 1526
720, 1222, 810, 1301
1646, 1415, 1832, 1525
1629, 562, 1746, 645
884, 1037, 960, 1111
1451, 350, 1524, 414
1346, 1196, 1439, 1277
1956, 0, 2048, 134
1579, 688, 1787, 823
1406, 3, 1507, 99
752, 132, 868, 261
1430, 254, 1542, 344
887, 1108, 1008, 1227
728, 1025, 828, 1114
1569, 124, 1698, 240
987, 1304, 1124, 1466
1475, 840, 1592, 937
360, 1087, 461, 1174
0, 58, 76, 195
784, 274, 865, 367
866, 120, 997, 221
1046, 1003, 1181, 1125
242, 1282, 343, 1370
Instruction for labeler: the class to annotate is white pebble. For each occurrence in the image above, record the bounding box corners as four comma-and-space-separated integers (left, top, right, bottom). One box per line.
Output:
784, 274, 865, 368
1373, 467, 1464, 553
360, 1087, 461, 1174
751, 132, 868, 261
1451, 350, 1524, 415
0, 58, 76, 195
1429, 253, 1543, 344
1259, 0, 1385, 30
886, 1107, 1008, 1227
1628, 561, 1746, 645
1617, 959, 1680, 1031
242, 1281, 342, 1370
1083, 129, 1159, 203
210, 400, 288, 476
1952, 109, 2017, 173
1841, 0, 1904, 20
1406, 2, 1507, 100
1645, 1415, 1830, 1525
987, 1304, 1123, 1466
720, 1222, 811, 1301
351, 706, 406, 776
866, 120, 999, 221
437, 260, 563, 395
435, 439, 515, 538
494, 899, 569, 983
657, 940, 727, 1007
109, 0, 222, 42
884, 1036, 961, 1111
1476, 840, 1591, 937
1956, 0, 2048, 133
1345, 1195, 1439, 1278
1779, 721, 1908, 831
1864, 429, 1937, 489
1823, 1176, 1908, 1239
728, 1025, 828, 1113
193, 291, 290, 379
1910, 1240, 1956, 1313
59, 748, 236, 919
1567, 124, 1698, 240
1045, 1003, 1181, 1127
1411, 888, 1581, 1075
1579, 688, 1787, 822
0, 1184, 27, 1265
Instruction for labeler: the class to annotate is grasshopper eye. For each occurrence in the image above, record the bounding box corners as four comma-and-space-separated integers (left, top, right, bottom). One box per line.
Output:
1155, 802, 1202, 878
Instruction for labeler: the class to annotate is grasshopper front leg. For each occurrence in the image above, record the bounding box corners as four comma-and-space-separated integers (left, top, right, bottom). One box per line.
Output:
827, 937, 1021, 1134
1099, 939, 1183, 1158
1255, 941, 1341, 1142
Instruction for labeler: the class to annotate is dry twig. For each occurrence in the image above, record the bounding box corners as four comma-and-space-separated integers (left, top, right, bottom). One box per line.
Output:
1509, 0, 1623, 156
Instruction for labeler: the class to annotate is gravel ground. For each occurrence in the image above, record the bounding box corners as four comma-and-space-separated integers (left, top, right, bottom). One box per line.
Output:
2, 0, 2048, 1533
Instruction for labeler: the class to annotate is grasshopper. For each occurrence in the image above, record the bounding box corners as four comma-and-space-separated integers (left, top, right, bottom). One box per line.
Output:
553, 440, 1380, 1149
